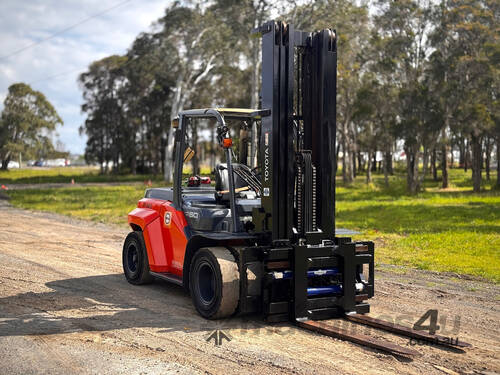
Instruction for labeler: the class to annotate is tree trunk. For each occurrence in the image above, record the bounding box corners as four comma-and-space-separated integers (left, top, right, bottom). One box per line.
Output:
485, 137, 491, 181
351, 149, 357, 178
342, 132, 354, 184
465, 139, 471, 172
0, 158, 9, 170
385, 150, 393, 175
334, 143, 340, 178
357, 151, 363, 173
450, 144, 454, 168
431, 148, 438, 181
131, 151, 137, 175
441, 142, 448, 189
372, 152, 377, 172
0, 150, 12, 169
471, 133, 482, 193
497, 138, 500, 188
421, 146, 430, 184
164, 126, 176, 183
342, 135, 348, 183
383, 150, 389, 187
163, 49, 217, 182
366, 151, 373, 184
348, 148, 355, 182
405, 146, 420, 194
440, 125, 449, 189
459, 137, 465, 169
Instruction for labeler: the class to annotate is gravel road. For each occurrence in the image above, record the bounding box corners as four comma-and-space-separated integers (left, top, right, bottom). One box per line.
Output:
0, 197, 498, 374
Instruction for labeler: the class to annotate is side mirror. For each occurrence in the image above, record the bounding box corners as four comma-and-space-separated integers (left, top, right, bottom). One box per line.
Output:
171, 117, 179, 129
183, 147, 194, 163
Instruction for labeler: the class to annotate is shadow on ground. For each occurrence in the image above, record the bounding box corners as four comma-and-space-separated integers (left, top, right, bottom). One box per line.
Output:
0, 274, 265, 338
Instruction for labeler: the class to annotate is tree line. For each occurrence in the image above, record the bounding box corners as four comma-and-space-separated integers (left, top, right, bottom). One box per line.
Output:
78, 0, 499, 193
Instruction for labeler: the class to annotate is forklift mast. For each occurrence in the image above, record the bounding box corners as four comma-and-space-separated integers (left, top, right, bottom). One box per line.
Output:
243, 21, 375, 323
253, 21, 336, 242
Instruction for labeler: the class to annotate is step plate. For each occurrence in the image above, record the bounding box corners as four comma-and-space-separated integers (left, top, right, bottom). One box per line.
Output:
150, 271, 183, 286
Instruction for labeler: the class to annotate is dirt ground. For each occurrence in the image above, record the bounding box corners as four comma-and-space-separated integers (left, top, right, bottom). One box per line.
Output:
0, 197, 498, 375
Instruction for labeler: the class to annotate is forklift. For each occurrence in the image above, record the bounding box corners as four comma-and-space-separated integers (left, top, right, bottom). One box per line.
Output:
123, 21, 469, 356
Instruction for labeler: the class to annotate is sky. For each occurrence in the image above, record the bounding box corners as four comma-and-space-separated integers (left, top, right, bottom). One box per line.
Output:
0, 0, 169, 155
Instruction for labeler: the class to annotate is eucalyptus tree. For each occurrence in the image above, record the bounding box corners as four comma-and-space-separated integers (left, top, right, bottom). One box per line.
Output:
353, 78, 380, 184
353, 76, 398, 186
123, 31, 175, 174
0, 83, 62, 169
79, 55, 127, 173
288, 0, 371, 183
217, 0, 271, 109
429, 0, 498, 192
373, 0, 434, 193
155, 3, 233, 182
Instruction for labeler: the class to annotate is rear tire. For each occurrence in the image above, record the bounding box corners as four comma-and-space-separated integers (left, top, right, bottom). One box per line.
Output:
123, 231, 154, 285
189, 247, 240, 319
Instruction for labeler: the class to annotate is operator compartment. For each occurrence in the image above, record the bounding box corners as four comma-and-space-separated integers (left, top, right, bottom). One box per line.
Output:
144, 170, 261, 233
165, 109, 265, 234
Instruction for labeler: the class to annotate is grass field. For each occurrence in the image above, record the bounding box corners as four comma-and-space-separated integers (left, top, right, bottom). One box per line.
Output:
0, 167, 163, 185
337, 174, 499, 283
0, 166, 214, 185
3, 168, 499, 283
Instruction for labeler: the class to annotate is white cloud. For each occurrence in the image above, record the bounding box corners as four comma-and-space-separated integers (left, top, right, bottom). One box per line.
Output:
0, 0, 168, 154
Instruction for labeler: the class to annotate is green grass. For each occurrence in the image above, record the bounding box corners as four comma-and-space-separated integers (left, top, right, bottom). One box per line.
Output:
0, 166, 214, 185
6, 184, 149, 225
337, 168, 500, 283
0, 167, 163, 185
5, 168, 500, 282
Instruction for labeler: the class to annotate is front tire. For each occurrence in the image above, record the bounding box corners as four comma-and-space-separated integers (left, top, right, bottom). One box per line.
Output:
189, 247, 240, 319
122, 231, 154, 285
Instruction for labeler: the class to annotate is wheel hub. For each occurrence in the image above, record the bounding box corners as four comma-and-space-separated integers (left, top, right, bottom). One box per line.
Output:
127, 244, 138, 273
197, 261, 216, 305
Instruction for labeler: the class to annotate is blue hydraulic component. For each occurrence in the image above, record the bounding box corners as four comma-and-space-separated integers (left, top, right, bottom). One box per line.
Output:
307, 268, 340, 277
271, 268, 340, 280
271, 269, 343, 296
307, 285, 342, 296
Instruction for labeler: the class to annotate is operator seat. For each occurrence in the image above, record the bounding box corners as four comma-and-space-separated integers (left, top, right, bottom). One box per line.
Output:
214, 163, 248, 202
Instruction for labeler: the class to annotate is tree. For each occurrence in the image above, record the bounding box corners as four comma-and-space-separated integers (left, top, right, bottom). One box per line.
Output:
0, 83, 62, 170
288, 0, 371, 184
158, 3, 232, 182
353, 77, 397, 186
374, 0, 434, 193
214, 0, 271, 109
79, 56, 128, 173
123, 31, 175, 174
430, 0, 498, 192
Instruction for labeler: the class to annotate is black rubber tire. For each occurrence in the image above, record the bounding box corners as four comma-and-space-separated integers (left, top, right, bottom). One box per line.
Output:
122, 231, 154, 285
189, 247, 240, 319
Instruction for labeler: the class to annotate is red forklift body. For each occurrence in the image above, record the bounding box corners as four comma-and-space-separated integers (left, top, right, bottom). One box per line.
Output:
128, 198, 188, 276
